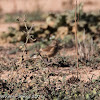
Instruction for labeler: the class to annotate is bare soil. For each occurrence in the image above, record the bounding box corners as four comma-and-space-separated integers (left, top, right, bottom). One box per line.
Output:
0, 0, 100, 13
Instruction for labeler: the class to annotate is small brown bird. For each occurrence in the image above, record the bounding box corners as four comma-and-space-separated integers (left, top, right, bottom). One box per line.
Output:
39, 40, 59, 57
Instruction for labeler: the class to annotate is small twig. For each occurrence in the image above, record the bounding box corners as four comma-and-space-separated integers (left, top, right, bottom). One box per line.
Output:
23, 23, 34, 55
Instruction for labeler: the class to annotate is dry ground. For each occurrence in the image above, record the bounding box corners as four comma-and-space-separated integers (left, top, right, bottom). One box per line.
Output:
0, 1, 100, 99
0, 0, 100, 13
0, 43, 100, 83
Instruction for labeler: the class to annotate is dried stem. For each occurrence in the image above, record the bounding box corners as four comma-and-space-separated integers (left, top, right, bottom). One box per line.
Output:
75, 0, 79, 78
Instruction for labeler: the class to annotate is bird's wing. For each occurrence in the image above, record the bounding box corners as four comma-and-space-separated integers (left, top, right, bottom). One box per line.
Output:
42, 46, 53, 52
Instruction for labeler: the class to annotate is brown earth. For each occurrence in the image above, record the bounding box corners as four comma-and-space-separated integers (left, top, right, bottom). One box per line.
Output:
0, 0, 100, 13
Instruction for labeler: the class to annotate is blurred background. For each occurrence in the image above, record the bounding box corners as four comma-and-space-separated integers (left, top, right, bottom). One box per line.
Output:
0, 0, 100, 13
0, 0, 100, 43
